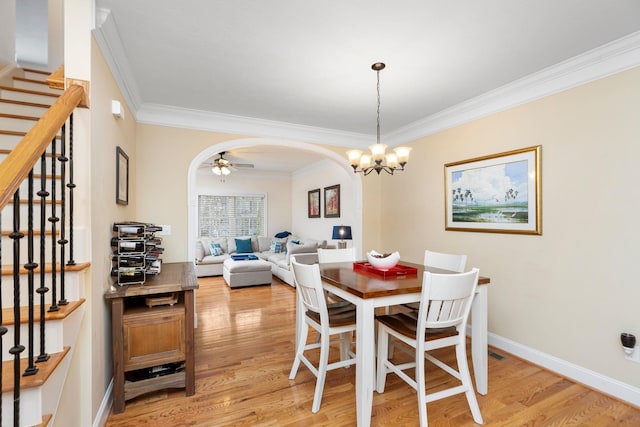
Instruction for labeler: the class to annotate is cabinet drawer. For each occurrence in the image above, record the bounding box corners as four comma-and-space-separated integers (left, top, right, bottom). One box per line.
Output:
123, 306, 185, 371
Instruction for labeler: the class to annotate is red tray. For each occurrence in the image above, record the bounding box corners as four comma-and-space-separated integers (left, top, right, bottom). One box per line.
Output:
353, 262, 418, 279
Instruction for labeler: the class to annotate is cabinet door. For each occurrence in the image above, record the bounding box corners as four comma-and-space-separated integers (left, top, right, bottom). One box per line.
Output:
123, 307, 185, 371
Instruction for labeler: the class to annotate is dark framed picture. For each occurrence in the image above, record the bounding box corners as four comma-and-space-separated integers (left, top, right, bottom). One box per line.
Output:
324, 184, 340, 218
308, 188, 321, 218
116, 146, 129, 206
445, 145, 541, 235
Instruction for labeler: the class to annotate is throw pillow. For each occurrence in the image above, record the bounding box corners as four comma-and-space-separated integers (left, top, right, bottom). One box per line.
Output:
270, 240, 283, 253
209, 242, 224, 256
235, 238, 253, 254
274, 231, 291, 238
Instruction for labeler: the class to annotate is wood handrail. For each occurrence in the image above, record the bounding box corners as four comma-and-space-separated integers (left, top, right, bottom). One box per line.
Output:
0, 84, 84, 210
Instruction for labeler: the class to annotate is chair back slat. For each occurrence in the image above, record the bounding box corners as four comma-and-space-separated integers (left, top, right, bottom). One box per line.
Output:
291, 257, 328, 318
419, 269, 479, 330
424, 250, 467, 272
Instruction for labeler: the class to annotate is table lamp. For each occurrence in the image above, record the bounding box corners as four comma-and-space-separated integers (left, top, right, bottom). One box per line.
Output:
332, 225, 352, 249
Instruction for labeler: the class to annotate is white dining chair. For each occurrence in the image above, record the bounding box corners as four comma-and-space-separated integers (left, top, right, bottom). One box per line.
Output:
289, 257, 357, 413
376, 268, 483, 427
402, 250, 467, 312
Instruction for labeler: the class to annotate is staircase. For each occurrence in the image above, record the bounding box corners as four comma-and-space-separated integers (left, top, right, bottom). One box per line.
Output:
0, 67, 88, 427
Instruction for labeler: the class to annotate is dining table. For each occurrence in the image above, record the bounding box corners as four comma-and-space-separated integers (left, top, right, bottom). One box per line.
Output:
294, 260, 490, 427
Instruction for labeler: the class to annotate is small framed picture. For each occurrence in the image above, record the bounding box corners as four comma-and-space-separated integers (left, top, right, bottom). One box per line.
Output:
324, 184, 340, 218
445, 145, 541, 234
116, 146, 129, 206
308, 188, 320, 218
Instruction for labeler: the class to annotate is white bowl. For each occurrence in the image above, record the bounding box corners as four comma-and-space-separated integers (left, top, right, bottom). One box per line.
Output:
366, 250, 400, 270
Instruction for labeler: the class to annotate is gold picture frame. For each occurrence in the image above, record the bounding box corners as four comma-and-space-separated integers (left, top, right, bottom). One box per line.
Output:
445, 146, 541, 235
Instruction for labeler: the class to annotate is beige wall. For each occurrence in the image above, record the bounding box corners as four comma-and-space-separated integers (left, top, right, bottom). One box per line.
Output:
380, 66, 640, 387
195, 167, 293, 236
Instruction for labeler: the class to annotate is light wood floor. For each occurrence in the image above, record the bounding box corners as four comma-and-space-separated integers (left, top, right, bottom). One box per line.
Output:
105, 276, 640, 426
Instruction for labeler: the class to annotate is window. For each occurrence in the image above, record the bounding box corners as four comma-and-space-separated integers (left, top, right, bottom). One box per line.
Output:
198, 194, 265, 237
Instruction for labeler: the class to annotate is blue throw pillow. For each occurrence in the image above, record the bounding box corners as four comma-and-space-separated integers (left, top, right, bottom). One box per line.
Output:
274, 231, 291, 238
235, 238, 253, 254
209, 242, 224, 256
270, 240, 283, 253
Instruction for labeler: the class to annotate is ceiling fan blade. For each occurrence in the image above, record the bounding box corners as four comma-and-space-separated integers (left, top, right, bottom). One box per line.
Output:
230, 163, 254, 169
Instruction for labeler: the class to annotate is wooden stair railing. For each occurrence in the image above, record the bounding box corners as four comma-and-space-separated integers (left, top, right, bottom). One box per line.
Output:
0, 79, 86, 427
0, 84, 83, 210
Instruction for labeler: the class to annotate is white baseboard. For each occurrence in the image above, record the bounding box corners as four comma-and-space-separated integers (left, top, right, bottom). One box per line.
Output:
93, 379, 113, 427
487, 332, 640, 407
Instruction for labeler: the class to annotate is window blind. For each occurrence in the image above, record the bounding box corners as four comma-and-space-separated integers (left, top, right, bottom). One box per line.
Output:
198, 194, 265, 237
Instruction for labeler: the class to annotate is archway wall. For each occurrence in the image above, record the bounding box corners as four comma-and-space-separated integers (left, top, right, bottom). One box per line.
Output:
133, 122, 364, 262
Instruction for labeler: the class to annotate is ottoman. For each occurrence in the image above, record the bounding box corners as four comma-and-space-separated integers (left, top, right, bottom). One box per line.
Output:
222, 256, 273, 288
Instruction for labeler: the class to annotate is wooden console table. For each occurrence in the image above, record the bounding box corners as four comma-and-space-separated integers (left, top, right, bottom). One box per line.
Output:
105, 262, 198, 413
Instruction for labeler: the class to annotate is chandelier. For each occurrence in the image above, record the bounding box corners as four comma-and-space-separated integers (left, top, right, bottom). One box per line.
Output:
211, 152, 232, 176
346, 63, 411, 175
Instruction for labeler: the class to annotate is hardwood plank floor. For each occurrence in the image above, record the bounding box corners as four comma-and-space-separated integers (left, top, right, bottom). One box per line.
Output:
105, 276, 640, 426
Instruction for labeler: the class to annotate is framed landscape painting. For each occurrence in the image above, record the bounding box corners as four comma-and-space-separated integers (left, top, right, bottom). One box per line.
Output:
445, 146, 541, 235
308, 188, 320, 218
324, 185, 340, 218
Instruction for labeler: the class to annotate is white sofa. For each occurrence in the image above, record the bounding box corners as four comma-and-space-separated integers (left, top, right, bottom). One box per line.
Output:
194, 234, 325, 286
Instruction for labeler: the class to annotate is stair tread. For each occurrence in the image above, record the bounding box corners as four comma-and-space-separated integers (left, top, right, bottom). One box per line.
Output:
37, 414, 53, 427
21, 68, 51, 76
0, 85, 60, 98
1, 230, 60, 237
0, 130, 61, 139
1, 261, 90, 276
1, 299, 85, 326
0, 112, 40, 121
1, 346, 70, 393
13, 77, 60, 90
0, 98, 51, 109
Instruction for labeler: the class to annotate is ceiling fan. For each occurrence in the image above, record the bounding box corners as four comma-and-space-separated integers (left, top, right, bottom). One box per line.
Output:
208, 151, 254, 176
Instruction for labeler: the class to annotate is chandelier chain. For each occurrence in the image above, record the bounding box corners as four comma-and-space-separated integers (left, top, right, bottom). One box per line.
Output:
376, 68, 381, 145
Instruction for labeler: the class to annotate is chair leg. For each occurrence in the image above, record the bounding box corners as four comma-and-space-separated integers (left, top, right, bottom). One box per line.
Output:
376, 326, 389, 393
289, 322, 309, 379
312, 332, 330, 413
339, 332, 351, 362
415, 346, 428, 427
455, 342, 483, 424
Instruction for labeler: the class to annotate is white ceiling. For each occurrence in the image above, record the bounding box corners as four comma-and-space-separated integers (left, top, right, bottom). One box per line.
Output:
93, 1, 640, 172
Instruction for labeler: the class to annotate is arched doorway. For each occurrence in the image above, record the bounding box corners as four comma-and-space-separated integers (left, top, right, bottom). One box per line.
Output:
186, 138, 363, 262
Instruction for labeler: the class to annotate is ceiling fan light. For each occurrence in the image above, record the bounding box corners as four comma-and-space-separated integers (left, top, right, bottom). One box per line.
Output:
212, 165, 222, 175
221, 166, 231, 176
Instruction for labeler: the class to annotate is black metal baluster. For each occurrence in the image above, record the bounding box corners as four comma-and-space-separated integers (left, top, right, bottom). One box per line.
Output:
9, 190, 25, 426
58, 122, 68, 306
67, 114, 76, 266
37, 153, 50, 363
23, 171, 38, 376
48, 137, 59, 313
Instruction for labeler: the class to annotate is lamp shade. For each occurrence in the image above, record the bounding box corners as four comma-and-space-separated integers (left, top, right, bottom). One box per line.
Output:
332, 225, 352, 240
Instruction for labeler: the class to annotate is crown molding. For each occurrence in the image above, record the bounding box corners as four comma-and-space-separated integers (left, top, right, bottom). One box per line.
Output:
384, 30, 640, 146
135, 103, 372, 147
94, 19, 640, 148
93, 9, 141, 114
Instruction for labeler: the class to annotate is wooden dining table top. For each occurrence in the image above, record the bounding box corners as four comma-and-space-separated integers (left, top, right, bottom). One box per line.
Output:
319, 261, 491, 300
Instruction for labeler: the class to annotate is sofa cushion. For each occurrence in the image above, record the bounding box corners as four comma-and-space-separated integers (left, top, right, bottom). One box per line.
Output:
270, 240, 284, 253
257, 236, 272, 252
286, 241, 318, 263
199, 254, 230, 264
235, 238, 253, 254
210, 242, 224, 256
